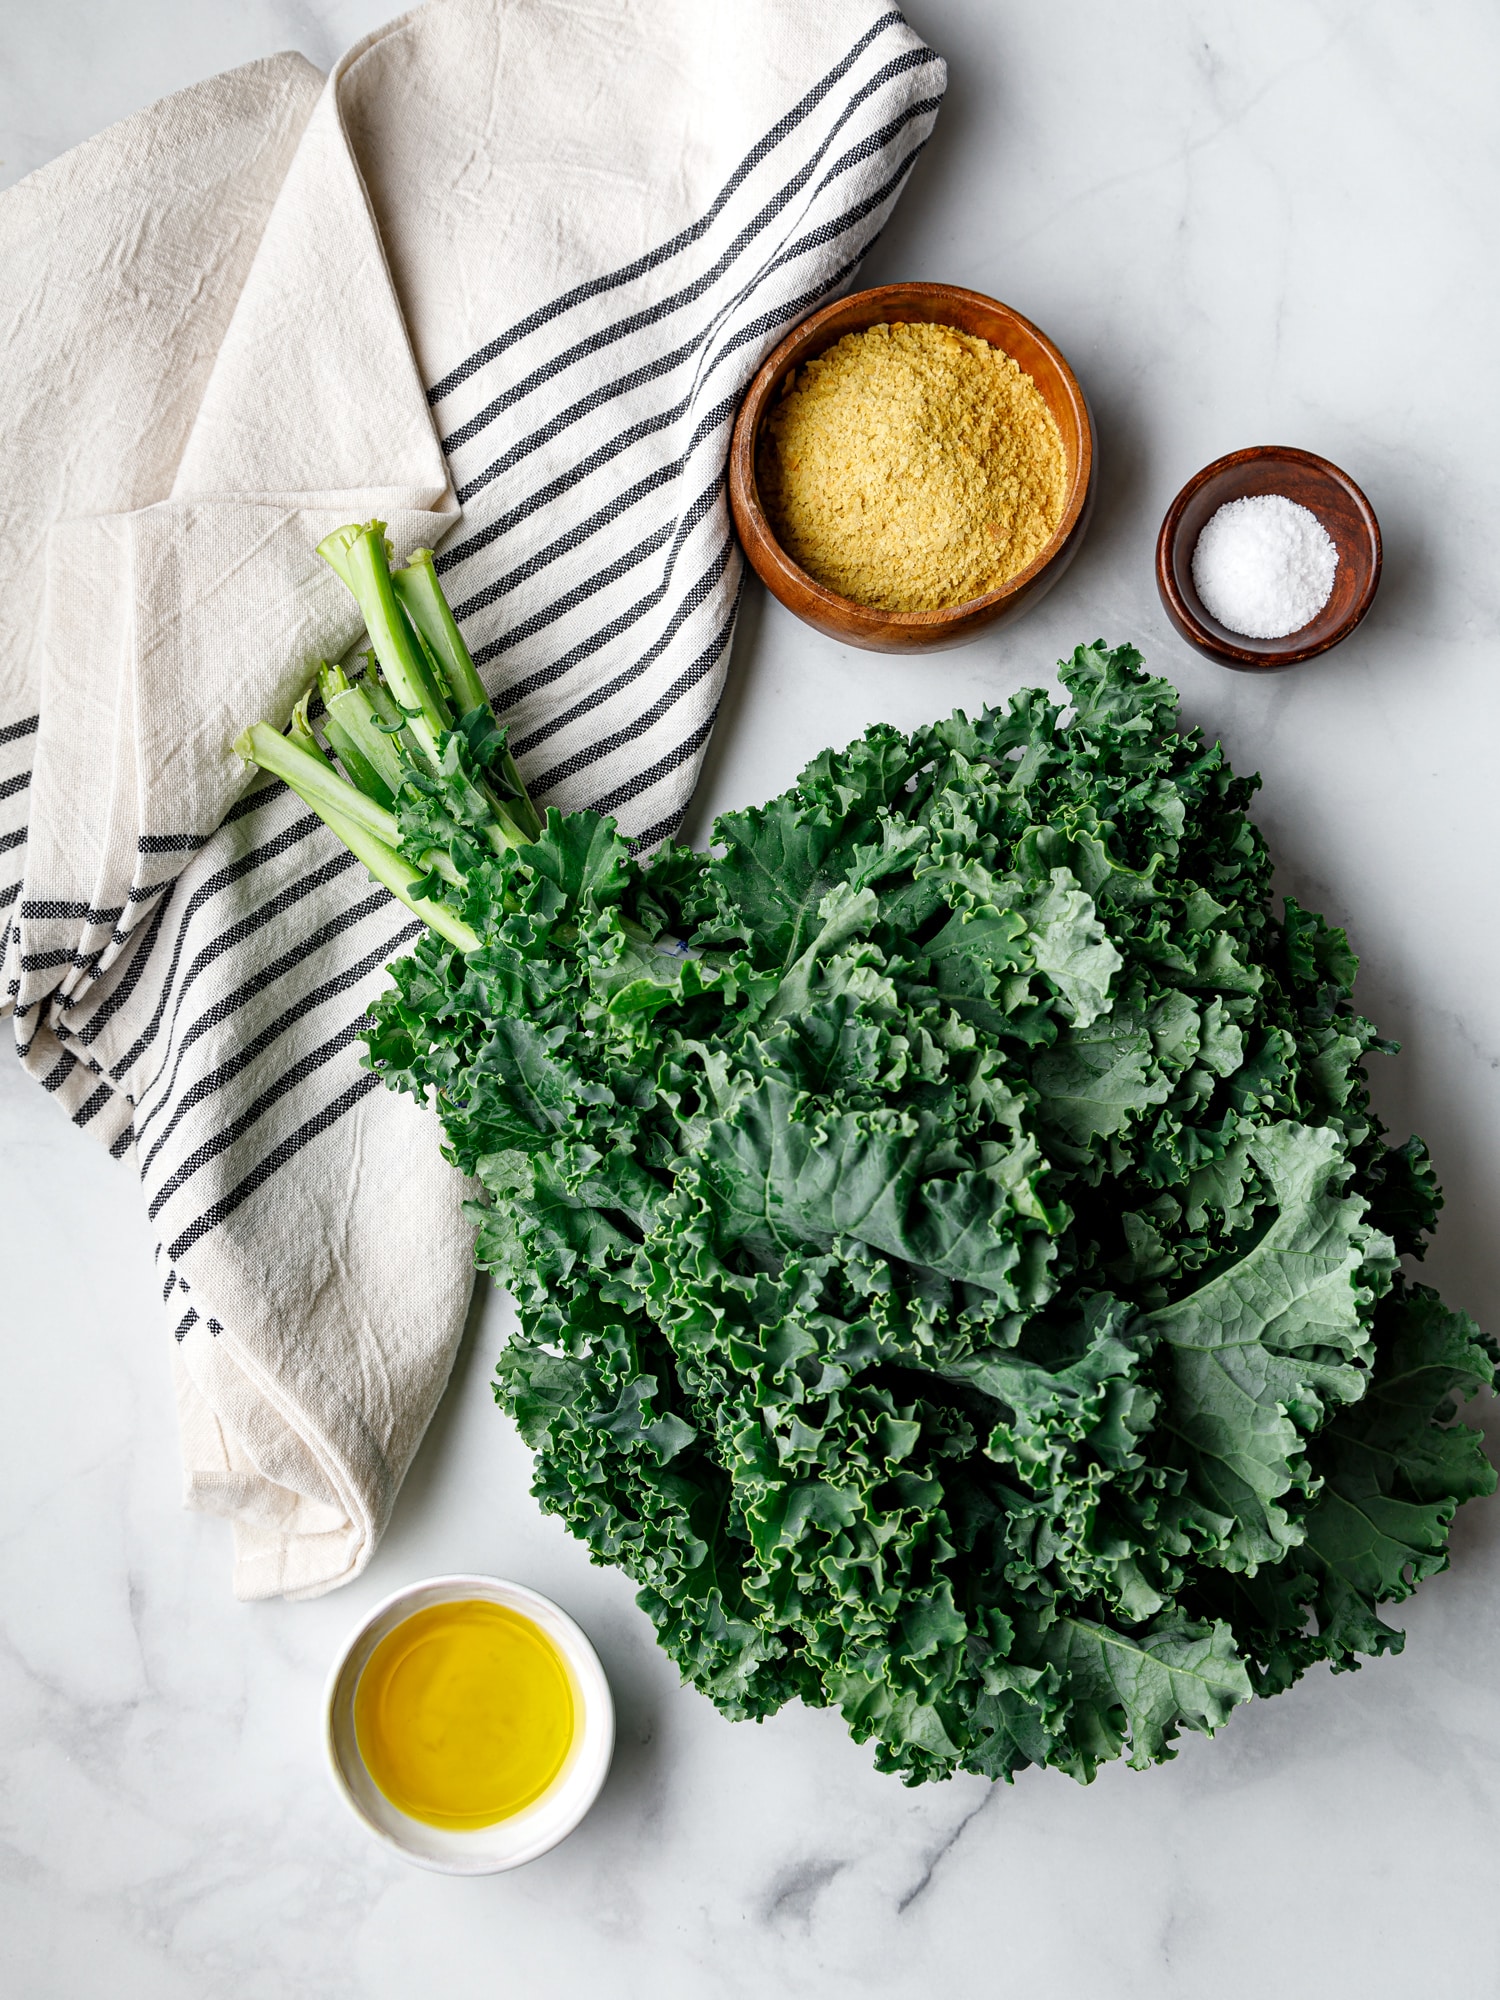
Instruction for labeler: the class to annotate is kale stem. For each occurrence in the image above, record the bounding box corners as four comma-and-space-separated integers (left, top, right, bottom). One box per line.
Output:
236, 719, 464, 893
236, 526, 551, 953
317, 807, 479, 953
317, 662, 404, 806
236, 722, 401, 848
486, 755, 542, 844
390, 552, 541, 840
235, 723, 477, 950
317, 523, 452, 769
392, 549, 489, 717
288, 689, 321, 754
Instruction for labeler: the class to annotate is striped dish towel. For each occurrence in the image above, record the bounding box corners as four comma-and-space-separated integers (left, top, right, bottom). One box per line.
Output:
0, 0, 944, 1599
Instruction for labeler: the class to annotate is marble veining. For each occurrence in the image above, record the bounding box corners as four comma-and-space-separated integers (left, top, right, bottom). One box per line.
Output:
5, 3, 1500, 1995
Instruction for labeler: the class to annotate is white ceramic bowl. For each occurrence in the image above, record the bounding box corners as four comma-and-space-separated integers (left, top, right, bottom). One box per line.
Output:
324, 1573, 614, 1874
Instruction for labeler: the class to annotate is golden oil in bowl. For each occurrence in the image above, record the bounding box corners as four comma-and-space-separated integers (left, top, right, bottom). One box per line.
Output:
325, 1575, 613, 1873
353, 1599, 576, 1829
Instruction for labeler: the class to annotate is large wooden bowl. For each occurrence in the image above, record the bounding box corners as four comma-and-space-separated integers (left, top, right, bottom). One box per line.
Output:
728, 283, 1095, 654
1156, 446, 1382, 670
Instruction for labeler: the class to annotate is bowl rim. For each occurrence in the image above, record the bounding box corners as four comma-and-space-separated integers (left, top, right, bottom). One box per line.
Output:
323, 1572, 615, 1875
1155, 444, 1382, 668
728, 281, 1094, 636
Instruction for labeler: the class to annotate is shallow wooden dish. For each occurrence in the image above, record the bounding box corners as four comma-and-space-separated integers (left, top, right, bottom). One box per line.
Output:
728, 283, 1095, 654
1156, 446, 1382, 670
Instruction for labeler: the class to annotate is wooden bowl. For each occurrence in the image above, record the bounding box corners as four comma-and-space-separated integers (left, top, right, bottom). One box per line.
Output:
1156, 446, 1381, 670
727, 283, 1095, 654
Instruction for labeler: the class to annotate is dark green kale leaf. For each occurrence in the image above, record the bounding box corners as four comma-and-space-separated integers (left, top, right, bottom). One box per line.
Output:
364, 640, 1495, 1788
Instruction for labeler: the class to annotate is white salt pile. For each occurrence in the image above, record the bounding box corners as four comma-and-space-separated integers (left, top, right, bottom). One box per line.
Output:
1191, 493, 1338, 639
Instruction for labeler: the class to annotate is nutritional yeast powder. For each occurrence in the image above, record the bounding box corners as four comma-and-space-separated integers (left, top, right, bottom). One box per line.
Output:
756, 320, 1067, 613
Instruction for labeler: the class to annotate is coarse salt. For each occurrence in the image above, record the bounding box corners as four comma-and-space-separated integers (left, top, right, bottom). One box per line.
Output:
1190, 493, 1337, 640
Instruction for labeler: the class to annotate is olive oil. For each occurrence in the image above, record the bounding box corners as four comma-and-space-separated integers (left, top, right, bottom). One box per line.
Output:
354, 1599, 575, 1828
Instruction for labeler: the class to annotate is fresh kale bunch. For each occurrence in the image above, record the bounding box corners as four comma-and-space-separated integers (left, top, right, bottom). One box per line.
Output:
240, 541, 1493, 1787
362, 640, 1494, 1785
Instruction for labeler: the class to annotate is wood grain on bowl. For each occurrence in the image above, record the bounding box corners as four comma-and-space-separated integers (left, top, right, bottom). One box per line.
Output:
728, 283, 1095, 655
1156, 446, 1382, 670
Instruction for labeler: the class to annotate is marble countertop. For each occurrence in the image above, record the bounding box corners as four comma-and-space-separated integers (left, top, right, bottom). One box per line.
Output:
6, 4, 1500, 1995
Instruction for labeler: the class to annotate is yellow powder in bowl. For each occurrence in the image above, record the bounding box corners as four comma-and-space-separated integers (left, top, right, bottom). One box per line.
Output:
755, 320, 1068, 613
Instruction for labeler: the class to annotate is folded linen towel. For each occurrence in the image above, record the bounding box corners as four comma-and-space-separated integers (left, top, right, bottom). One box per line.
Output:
0, 0, 944, 1598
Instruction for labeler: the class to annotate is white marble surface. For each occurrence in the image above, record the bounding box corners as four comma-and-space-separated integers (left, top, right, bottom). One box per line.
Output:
6, 3, 1500, 1994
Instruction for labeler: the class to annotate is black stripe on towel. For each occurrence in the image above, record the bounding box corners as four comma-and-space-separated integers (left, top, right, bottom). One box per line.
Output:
139, 917, 420, 1173
511, 539, 735, 756
589, 715, 720, 820
148, 1015, 370, 1221
165, 1071, 383, 1261
487, 473, 725, 698
132, 888, 408, 1147
99, 819, 349, 1069
425, 9, 909, 403
437, 48, 940, 460
526, 597, 738, 791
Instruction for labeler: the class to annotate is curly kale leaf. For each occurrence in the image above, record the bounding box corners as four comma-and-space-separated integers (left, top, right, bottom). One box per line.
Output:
364, 640, 1494, 1788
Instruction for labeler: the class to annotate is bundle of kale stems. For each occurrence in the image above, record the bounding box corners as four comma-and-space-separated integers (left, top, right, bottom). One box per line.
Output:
240, 523, 1495, 1787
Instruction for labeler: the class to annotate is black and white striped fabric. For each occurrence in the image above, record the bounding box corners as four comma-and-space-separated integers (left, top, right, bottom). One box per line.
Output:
1, 0, 944, 1598
0, 714, 36, 1031
427, 13, 945, 850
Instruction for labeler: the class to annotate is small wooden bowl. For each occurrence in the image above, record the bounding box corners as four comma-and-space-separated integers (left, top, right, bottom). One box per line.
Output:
728, 283, 1095, 654
1156, 446, 1381, 670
